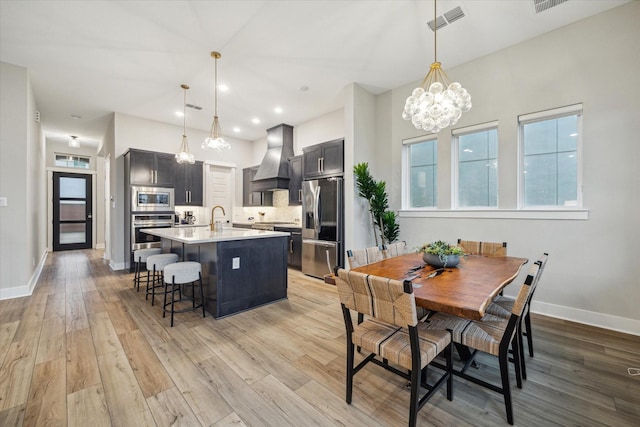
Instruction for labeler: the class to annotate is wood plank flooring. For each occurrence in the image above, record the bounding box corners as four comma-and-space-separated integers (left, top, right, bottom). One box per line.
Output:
1, 250, 639, 426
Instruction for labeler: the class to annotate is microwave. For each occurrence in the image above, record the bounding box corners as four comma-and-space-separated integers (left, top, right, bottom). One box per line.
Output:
131, 186, 174, 212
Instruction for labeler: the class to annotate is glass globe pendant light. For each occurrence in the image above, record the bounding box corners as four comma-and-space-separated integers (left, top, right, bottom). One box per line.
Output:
402, 0, 471, 134
202, 51, 230, 151
175, 84, 195, 164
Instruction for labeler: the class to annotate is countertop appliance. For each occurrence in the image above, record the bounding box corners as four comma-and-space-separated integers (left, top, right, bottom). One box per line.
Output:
301, 177, 343, 279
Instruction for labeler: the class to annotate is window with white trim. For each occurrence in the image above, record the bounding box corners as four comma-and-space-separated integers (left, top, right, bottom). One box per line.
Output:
55, 154, 91, 169
404, 137, 437, 208
453, 122, 498, 208
519, 104, 582, 208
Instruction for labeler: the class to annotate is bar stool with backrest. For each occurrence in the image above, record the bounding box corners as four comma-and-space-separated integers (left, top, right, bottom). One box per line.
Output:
145, 253, 179, 306
132, 248, 161, 292
424, 262, 541, 425
162, 261, 205, 327
335, 268, 453, 427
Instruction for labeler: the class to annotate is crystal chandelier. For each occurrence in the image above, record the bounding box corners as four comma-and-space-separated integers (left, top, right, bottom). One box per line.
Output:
202, 51, 230, 151
69, 135, 80, 147
175, 84, 195, 164
402, 0, 471, 134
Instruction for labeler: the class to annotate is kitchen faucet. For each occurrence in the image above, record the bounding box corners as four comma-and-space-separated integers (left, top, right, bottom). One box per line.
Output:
210, 205, 225, 231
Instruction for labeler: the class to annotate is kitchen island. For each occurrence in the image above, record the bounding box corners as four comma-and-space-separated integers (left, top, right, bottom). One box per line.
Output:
143, 227, 289, 318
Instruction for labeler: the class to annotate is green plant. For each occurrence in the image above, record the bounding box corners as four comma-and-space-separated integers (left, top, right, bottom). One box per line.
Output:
353, 162, 400, 245
419, 240, 464, 265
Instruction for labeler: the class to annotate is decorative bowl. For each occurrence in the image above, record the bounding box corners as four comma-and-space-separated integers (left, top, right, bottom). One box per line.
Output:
422, 253, 460, 268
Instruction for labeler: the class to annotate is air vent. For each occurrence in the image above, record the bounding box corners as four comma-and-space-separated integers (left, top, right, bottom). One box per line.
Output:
534, 0, 568, 14
35, 110, 40, 122
427, 5, 466, 32
186, 104, 202, 110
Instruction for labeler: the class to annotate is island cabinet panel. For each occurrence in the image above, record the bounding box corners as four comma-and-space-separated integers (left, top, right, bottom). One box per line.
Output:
161, 234, 288, 318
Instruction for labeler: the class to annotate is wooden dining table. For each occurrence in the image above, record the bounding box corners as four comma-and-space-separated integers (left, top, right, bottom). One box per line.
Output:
351, 252, 528, 320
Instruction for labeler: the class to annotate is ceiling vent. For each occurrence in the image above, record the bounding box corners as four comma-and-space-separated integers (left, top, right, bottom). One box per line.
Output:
427, 5, 466, 32
534, 0, 568, 14
186, 104, 202, 110
34, 110, 40, 122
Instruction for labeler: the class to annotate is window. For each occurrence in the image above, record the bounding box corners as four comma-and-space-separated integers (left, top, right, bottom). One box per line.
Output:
404, 137, 437, 208
520, 104, 582, 208
55, 154, 90, 169
453, 123, 498, 208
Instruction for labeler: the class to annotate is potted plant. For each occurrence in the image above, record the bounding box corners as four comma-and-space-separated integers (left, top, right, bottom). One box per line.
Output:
419, 240, 464, 268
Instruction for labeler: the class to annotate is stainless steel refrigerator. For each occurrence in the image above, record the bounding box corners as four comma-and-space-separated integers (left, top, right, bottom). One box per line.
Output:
302, 177, 344, 279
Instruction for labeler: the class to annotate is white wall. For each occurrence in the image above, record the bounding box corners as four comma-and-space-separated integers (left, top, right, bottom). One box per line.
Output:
0, 62, 47, 299
381, 2, 640, 334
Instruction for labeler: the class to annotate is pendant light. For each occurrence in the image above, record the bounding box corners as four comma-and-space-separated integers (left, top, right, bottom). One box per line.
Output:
175, 84, 195, 164
69, 135, 80, 148
402, 0, 471, 133
202, 51, 230, 151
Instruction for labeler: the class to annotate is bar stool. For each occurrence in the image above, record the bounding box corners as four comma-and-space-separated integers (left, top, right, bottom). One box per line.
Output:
162, 262, 205, 327
145, 253, 179, 306
132, 248, 162, 292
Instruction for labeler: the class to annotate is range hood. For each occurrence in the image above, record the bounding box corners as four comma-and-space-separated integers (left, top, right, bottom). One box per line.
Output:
252, 123, 294, 191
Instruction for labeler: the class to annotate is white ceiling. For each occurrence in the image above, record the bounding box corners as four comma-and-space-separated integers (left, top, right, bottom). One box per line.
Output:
0, 0, 629, 147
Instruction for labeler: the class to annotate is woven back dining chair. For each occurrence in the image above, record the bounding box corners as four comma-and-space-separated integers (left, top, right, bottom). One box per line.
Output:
481, 241, 508, 257
424, 262, 540, 425
335, 269, 453, 427
383, 240, 407, 258
457, 239, 481, 255
346, 246, 384, 269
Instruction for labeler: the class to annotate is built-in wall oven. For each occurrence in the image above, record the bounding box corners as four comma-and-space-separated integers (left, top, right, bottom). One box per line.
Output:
131, 186, 174, 212
131, 213, 174, 250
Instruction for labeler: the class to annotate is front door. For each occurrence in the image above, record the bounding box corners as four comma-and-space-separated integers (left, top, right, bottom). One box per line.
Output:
53, 172, 92, 251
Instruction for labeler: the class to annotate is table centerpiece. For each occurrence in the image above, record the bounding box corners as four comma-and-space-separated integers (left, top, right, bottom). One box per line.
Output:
419, 240, 464, 268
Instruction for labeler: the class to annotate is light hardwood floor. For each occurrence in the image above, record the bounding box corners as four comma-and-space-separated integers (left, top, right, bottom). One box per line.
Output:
1, 250, 639, 426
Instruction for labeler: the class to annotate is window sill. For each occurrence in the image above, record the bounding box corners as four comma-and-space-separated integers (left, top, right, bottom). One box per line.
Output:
399, 209, 589, 220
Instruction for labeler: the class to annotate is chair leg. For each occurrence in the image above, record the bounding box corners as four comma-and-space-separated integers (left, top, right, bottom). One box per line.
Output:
525, 312, 534, 357
151, 268, 158, 306
517, 321, 527, 380
446, 342, 453, 401
199, 274, 205, 318
162, 279, 169, 318
408, 367, 420, 427
512, 335, 522, 389
145, 268, 151, 300
170, 280, 176, 327
346, 341, 354, 404
499, 352, 514, 425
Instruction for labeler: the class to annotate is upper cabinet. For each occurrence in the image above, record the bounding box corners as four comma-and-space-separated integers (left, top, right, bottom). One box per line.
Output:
243, 166, 273, 207
174, 161, 204, 206
302, 138, 344, 179
129, 149, 175, 186
288, 155, 303, 206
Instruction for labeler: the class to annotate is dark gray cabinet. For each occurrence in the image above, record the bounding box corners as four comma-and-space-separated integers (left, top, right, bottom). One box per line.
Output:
129, 149, 175, 186
275, 226, 302, 270
243, 167, 273, 207
174, 161, 203, 206
302, 138, 344, 179
288, 155, 303, 206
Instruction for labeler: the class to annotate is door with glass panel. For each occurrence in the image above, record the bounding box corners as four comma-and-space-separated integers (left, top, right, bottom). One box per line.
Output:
53, 172, 92, 251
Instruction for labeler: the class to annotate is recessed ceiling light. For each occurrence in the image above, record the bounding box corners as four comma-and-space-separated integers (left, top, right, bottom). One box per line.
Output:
71, 114, 81, 120
274, 107, 283, 114
251, 118, 261, 124
218, 84, 229, 92
298, 85, 309, 92
175, 111, 184, 117
233, 127, 240, 133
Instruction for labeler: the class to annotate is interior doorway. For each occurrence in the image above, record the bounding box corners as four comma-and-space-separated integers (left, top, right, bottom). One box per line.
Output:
53, 172, 93, 251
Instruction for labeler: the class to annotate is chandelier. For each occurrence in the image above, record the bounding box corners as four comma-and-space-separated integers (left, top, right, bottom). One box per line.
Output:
175, 84, 195, 164
202, 51, 230, 151
402, 0, 471, 134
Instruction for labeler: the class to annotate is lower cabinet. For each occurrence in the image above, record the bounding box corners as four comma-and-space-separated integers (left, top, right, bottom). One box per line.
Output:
275, 226, 302, 270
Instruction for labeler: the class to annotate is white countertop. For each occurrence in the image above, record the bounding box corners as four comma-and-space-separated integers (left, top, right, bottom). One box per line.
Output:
143, 227, 290, 244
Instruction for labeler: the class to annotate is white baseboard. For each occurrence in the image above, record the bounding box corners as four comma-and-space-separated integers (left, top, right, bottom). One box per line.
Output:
0, 250, 48, 300
109, 261, 127, 271
95, 243, 105, 249
532, 301, 640, 337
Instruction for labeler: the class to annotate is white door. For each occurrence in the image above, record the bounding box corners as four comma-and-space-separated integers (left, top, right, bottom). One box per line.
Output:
205, 165, 233, 225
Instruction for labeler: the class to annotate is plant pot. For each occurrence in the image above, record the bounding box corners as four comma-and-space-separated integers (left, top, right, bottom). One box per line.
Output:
422, 253, 460, 268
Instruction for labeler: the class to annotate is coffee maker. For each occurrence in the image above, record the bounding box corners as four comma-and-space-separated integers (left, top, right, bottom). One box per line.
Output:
183, 211, 195, 224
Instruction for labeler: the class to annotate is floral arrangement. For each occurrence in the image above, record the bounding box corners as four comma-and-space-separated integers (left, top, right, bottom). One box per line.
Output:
419, 240, 464, 267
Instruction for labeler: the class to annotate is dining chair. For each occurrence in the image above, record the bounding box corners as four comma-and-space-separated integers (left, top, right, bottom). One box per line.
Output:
335, 268, 453, 427
480, 241, 508, 257
383, 240, 407, 258
457, 239, 481, 255
424, 262, 540, 425
346, 246, 384, 269
486, 253, 548, 379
